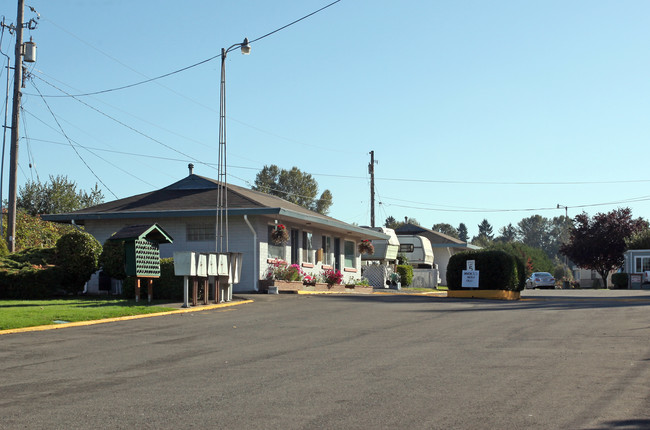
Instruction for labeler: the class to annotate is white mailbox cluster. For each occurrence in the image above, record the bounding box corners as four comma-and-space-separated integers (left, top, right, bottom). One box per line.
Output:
173, 252, 243, 307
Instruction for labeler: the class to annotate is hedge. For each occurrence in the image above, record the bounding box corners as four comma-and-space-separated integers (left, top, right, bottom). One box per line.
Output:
396, 265, 414, 287
446, 250, 526, 291
55, 231, 102, 293
611, 273, 628, 289
0, 231, 102, 299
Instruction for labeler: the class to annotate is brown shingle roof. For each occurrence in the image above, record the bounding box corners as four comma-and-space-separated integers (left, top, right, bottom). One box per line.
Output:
43, 175, 388, 239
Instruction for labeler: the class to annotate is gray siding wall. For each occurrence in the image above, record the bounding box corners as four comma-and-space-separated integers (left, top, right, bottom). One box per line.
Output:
83, 215, 364, 294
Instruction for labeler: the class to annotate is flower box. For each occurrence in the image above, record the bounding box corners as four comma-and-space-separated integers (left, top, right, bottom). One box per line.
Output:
259, 280, 302, 292
259, 280, 373, 294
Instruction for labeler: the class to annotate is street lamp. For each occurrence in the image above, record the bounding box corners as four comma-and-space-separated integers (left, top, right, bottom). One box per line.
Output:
216, 38, 251, 253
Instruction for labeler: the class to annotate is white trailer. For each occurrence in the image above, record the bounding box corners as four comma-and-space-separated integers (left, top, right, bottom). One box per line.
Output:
398, 235, 434, 268
361, 227, 399, 262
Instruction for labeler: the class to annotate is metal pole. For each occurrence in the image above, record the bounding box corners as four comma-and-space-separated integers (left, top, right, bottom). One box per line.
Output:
7, 0, 25, 252
1, 54, 11, 240
369, 150, 375, 228
216, 47, 228, 254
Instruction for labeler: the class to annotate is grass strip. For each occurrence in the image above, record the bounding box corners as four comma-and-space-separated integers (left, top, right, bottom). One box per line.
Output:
401, 287, 448, 292
0, 298, 176, 330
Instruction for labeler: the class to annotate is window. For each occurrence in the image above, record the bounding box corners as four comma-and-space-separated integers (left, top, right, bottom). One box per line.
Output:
322, 235, 332, 265
268, 226, 285, 259
187, 223, 213, 242
344, 240, 356, 268
635, 256, 650, 272
399, 244, 414, 253
302, 232, 313, 263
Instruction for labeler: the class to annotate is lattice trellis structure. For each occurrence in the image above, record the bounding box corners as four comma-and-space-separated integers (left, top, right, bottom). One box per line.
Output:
363, 264, 391, 289
125, 239, 161, 277
107, 224, 173, 302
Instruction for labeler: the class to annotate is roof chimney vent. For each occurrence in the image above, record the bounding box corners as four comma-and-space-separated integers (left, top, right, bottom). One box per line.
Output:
188, 163, 194, 175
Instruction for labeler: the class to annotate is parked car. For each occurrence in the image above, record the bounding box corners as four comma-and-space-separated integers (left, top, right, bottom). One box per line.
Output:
526, 272, 556, 289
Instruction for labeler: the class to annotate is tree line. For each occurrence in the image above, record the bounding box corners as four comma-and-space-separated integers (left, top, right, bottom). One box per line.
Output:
385, 209, 650, 288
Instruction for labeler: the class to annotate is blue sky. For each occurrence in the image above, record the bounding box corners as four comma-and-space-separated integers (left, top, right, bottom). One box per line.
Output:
1, 0, 649, 239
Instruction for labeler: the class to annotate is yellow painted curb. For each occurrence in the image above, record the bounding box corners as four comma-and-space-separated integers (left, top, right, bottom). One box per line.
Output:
447, 290, 520, 300
297, 290, 373, 295
0, 299, 254, 336
373, 291, 448, 297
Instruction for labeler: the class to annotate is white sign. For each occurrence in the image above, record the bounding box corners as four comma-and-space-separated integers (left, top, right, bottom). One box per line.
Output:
462, 270, 479, 288
466, 260, 476, 271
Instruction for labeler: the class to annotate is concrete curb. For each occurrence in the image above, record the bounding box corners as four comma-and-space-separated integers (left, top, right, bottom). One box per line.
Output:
0, 299, 254, 336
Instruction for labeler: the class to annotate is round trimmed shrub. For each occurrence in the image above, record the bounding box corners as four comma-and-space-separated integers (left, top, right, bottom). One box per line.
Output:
396, 265, 413, 287
447, 250, 525, 291
56, 230, 102, 293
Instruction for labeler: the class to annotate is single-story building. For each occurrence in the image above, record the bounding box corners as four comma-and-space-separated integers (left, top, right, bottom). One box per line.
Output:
623, 249, 650, 289
43, 167, 388, 293
394, 223, 480, 285
571, 267, 613, 289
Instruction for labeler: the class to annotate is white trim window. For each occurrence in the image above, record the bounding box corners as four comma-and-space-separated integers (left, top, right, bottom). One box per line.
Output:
302, 232, 314, 263
344, 240, 356, 268
322, 235, 332, 265
635, 256, 650, 272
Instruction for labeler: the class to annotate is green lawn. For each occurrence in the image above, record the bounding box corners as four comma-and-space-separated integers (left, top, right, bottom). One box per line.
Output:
0, 299, 176, 330
401, 286, 448, 292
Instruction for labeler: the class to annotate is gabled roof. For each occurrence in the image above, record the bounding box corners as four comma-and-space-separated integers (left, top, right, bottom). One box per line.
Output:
43, 175, 388, 240
108, 223, 173, 244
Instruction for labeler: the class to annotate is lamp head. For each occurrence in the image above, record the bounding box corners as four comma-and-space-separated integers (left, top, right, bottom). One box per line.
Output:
240, 38, 251, 55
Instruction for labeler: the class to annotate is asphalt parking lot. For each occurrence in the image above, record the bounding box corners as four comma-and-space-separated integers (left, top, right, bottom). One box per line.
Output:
2, 289, 649, 429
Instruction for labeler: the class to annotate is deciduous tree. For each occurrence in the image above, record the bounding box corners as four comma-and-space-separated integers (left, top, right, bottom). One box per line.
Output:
560, 208, 647, 288
253, 165, 333, 215
432, 223, 459, 239
18, 175, 104, 215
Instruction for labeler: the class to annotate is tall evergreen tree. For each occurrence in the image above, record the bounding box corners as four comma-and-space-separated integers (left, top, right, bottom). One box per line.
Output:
477, 219, 494, 239
458, 223, 469, 242
496, 223, 517, 242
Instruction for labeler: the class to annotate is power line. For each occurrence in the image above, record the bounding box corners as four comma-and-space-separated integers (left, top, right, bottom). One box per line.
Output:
32, 74, 217, 173
26, 136, 260, 173
20, 119, 159, 188
381, 194, 650, 214
32, 1, 343, 98
301, 170, 650, 186
30, 79, 118, 198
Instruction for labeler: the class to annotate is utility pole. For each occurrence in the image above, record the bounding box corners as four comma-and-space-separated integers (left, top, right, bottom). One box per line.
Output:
5, 0, 36, 252
7, 0, 25, 252
368, 151, 377, 228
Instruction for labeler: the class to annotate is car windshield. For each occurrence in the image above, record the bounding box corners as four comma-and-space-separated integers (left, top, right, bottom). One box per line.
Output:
534, 272, 552, 277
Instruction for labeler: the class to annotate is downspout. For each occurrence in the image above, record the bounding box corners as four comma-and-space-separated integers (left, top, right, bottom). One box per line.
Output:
243, 215, 258, 292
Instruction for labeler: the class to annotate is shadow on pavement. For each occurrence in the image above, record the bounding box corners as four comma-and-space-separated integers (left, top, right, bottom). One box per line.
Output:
585, 418, 650, 429
278, 290, 650, 312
